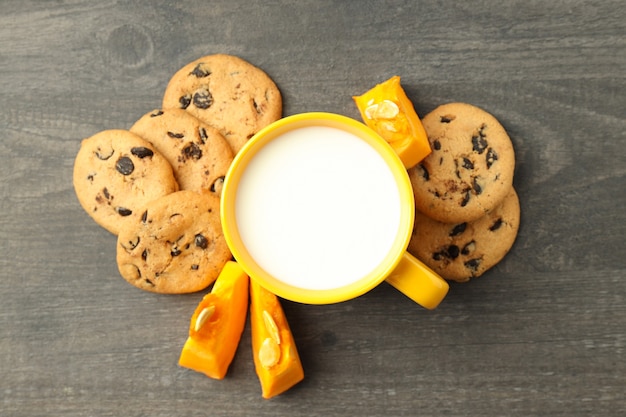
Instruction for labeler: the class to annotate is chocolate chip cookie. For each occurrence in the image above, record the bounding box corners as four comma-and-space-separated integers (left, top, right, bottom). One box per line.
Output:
408, 102, 515, 223
116, 190, 231, 294
408, 187, 520, 282
162, 54, 282, 153
73, 129, 179, 235
130, 108, 233, 196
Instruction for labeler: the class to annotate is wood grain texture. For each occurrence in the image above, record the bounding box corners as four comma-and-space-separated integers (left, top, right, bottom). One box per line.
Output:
1, 1, 624, 416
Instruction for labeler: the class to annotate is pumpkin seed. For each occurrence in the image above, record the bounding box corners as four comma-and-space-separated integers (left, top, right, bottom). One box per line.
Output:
259, 337, 281, 369
365, 100, 399, 120
262, 310, 281, 345
194, 305, 216, 332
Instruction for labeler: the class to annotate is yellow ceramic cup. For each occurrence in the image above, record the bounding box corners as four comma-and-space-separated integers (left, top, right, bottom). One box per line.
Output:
221, 112, 448, 308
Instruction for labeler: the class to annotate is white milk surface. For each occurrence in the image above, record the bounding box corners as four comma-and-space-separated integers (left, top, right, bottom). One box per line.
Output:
235, 126, 402, 291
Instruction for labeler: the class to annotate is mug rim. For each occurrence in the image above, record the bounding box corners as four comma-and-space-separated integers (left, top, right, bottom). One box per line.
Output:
220, 112, 415, 304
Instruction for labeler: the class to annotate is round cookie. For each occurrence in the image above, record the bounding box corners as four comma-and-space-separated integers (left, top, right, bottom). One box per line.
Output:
408, 187, 520, 282
130, 108, 234, 196
73, 129, 179, 235
162, 54, 282, 154
116, 190, 231, 294
408, 102, 515, 223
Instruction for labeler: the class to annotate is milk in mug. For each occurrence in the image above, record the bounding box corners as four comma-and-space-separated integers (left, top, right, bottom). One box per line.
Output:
234, 125, 403, 291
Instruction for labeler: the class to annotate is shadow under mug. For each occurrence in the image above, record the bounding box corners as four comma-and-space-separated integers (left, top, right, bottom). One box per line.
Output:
220, 112, 449, 308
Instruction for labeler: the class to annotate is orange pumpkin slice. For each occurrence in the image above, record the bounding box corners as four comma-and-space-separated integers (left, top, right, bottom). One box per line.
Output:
250, 279, 304, 399
353, 75, 431, 169
179, 261, 249, 379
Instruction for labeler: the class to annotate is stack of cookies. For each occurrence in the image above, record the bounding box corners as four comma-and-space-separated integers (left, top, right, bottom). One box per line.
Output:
406, 102, 520, 282
73, 54, 282, 293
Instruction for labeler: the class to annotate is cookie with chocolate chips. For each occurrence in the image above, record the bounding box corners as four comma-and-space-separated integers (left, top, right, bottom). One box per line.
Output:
130, 108, 233, 196
73, 129, 179, 235
116, 190, 231, 294
408, 102, 515, 223
161, 54, 282, 154
408, 187, 520, 282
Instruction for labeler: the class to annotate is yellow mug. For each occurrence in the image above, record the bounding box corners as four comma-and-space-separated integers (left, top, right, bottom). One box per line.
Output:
220, 112, 448, 308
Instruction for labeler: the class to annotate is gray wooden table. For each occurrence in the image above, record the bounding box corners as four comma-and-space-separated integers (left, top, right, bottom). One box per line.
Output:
1, 1, 624, 416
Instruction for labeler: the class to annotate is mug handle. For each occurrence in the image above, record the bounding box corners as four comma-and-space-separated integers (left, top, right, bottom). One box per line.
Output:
385, 252, 449, 309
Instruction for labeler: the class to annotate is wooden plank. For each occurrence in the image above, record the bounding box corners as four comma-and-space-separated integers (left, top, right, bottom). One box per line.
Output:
1, 1, 624, 415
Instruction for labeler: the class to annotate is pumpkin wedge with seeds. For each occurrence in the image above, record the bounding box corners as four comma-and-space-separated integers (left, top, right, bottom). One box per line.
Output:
179, 261, 249, 379
250, 279, 304, 399
353, 75, 431, 169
